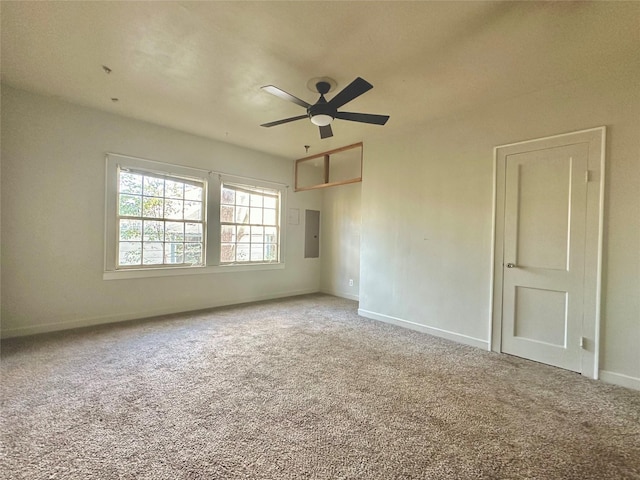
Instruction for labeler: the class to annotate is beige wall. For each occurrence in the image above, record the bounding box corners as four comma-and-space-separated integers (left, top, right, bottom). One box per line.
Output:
358, 63, 639, 386
319, 182, 361, 301
1, 86, 322, 337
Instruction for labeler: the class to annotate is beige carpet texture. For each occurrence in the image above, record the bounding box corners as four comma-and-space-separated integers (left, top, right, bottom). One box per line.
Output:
1, 294, 639, 479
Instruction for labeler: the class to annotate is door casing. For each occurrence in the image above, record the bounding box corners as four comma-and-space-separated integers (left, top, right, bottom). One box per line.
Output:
490, 127, 606, 379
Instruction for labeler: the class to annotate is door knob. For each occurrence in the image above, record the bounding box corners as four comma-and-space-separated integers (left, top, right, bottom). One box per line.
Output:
506, 263, 516, 268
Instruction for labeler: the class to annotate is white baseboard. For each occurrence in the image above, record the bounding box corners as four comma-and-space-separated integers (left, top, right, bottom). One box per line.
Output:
358, 308, 489, 350
599, 370, 640, 391
0, 288, 319, 339
320, 288, 359, 302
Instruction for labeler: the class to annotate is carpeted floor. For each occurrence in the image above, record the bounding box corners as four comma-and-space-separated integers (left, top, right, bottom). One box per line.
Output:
1, 293, 639, 479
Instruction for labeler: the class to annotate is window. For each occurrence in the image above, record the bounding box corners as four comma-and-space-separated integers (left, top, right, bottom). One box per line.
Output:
220, 183, 280, 264
104, 154, 285, 279
117, 169, 205, 268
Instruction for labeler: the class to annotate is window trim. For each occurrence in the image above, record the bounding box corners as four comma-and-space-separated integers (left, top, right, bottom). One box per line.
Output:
104, 153, 286, 280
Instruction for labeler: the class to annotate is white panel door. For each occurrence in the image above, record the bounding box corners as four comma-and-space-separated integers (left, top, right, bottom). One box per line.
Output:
501, 143, 589, 372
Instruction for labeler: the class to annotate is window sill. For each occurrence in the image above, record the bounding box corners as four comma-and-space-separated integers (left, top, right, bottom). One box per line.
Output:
103, 262, 285, 280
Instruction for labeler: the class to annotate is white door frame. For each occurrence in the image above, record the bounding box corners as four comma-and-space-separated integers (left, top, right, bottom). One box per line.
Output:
489, 127, 606, 379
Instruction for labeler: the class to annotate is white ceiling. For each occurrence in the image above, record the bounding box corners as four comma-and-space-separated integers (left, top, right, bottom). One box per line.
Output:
1, 1, 637, 159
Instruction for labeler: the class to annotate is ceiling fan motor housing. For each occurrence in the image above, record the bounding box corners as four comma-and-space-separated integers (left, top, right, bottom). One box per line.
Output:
308, 99, 336, 122
308, 81, 336, 124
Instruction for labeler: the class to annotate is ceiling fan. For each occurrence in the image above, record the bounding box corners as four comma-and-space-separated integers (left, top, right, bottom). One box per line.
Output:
260, 77, 390, 139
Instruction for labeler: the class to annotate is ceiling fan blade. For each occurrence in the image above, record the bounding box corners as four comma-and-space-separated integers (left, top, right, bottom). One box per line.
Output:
335, 111, 390, 125
261, 85, 311, 108
319, 124, 333, 139
260, 115, 308, 128
328, 77, 373, 109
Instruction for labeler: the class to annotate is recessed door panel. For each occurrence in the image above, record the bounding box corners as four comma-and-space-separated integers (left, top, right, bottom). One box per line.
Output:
516, 158, 570, 270
514, 287, 567, 347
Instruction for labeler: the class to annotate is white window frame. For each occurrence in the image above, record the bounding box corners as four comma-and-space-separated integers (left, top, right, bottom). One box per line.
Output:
104, 154, 286, 280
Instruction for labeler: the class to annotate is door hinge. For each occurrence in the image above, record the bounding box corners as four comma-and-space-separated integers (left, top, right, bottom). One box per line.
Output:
585, 170, 591, 183
579, 336, 585, 349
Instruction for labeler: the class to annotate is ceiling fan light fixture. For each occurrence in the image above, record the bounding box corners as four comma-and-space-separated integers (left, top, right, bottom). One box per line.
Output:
310, 114, 333, 127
